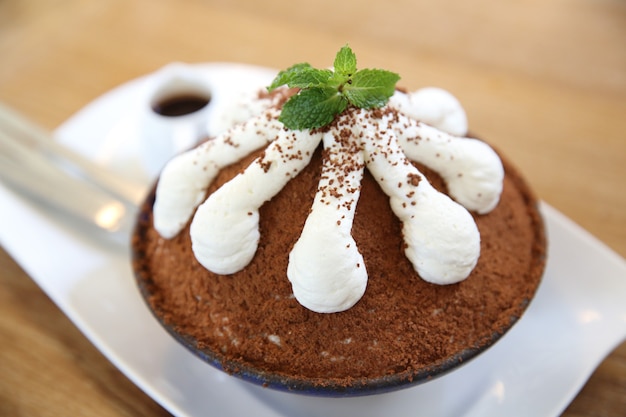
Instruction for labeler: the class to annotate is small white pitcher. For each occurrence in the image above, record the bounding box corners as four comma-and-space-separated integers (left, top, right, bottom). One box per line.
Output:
139, 62, 212, 177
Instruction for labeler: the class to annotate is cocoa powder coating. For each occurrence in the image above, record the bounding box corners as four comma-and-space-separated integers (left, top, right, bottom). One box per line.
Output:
132, 138, 546, 387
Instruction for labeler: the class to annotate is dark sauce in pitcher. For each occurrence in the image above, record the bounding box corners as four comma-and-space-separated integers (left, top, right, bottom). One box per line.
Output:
152, 94, 210, 117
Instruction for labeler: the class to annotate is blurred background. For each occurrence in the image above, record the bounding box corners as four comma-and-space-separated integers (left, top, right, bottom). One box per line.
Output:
1, 0, 624, 415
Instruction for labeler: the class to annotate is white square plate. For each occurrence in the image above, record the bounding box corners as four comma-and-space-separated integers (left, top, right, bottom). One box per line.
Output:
1, 63, 625, 417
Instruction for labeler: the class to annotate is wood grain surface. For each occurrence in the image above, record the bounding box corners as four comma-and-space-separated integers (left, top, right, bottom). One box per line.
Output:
1, 0, 624, 415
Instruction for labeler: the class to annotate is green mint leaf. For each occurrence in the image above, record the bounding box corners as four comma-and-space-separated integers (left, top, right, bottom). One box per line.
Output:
288, 67, 333, 89
272, 45, 400, 129
268, 62, 312, 91
279, 87, 348, 130
343, 69, 401, 108
333, 45, 357, 75
327, 70, 349, 89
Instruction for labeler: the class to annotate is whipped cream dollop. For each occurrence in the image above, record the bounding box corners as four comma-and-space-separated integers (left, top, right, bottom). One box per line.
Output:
153, 86, 504, 313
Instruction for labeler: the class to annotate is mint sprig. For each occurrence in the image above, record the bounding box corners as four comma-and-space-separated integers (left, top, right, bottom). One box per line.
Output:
268, 45, 400, 130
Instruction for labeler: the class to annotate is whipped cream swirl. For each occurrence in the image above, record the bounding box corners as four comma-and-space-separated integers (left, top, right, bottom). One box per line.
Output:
153, 86, 504, 313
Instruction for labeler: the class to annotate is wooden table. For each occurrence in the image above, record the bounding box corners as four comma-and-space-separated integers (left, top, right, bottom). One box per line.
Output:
1, 0, 624, 415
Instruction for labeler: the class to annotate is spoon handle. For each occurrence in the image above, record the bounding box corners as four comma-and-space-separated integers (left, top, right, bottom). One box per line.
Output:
0, 103, 145, 242
0, 102, 145, 206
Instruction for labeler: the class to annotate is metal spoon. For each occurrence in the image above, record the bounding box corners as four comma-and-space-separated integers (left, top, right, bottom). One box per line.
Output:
0, 102, 145, 244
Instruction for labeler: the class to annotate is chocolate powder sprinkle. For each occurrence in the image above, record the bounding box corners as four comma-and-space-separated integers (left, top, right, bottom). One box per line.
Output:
132, 139, 546, 384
